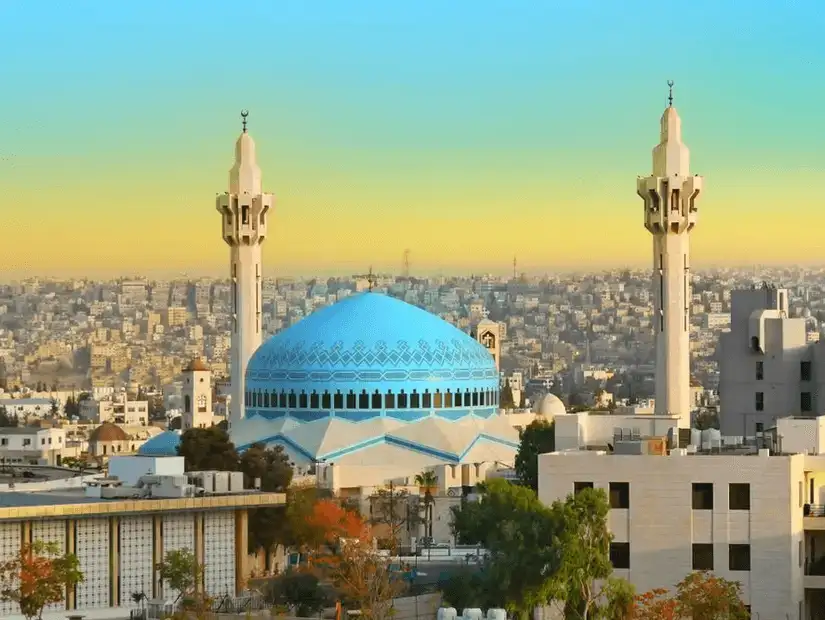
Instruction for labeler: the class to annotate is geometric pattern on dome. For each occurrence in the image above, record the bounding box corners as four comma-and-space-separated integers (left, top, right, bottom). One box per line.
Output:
248, 367, 497, 382
245, 406, 497, 424
254, 338, 493, 371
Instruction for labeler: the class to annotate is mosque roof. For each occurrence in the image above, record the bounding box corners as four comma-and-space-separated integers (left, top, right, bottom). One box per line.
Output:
137, 430, 181, 456
89, 422, 128, 443
246, 292, 498, 404
184, 358, 209, 372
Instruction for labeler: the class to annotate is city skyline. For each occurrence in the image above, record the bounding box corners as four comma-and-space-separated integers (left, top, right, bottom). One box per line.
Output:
2, 1, 825, 278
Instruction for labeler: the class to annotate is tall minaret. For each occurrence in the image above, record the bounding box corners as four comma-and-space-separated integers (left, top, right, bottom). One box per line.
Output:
216, 111, 274, 428
637, 82, 702, 428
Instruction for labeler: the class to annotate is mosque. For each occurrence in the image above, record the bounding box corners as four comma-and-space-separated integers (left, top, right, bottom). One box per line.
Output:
141, 114, 521, 483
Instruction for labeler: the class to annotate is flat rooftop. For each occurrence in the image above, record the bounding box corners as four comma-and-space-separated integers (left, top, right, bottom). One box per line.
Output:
0, 488, 285, 520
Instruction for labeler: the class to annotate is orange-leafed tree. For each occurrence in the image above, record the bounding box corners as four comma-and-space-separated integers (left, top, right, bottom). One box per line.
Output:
304, 499, 369, 553
0, 540, 84, 620
633, 571, 749, 620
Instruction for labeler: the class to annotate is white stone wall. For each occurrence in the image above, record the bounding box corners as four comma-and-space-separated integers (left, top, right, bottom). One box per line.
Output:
204, 512, 235, 597
32, 519, 67, 612
120, 516, 154, 606
538, 451, 804, 619
75, 518, 110, 609
162, 514, 194, 600
0, 523, 20, 616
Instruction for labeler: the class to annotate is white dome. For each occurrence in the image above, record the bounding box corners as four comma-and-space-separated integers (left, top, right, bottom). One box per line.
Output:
534, 393, 566, 418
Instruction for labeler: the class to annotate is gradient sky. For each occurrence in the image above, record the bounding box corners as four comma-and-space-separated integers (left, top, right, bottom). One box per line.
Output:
1, 1, 825, 278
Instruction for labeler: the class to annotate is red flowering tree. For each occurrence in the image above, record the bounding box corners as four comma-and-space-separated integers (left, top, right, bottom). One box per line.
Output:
0, 540, 83, 620
633, 571, 748, 619
304, 499, 370, 554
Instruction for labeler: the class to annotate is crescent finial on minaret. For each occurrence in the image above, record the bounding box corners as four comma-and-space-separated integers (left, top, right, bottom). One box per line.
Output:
667, 80, 674, 107
241, 109, 249, 133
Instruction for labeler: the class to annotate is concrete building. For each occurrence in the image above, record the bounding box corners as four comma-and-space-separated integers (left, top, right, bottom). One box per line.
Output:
537, 413, 825, 619
0, 426, 66, 465
0, 397, 55, 420
636, 83, 702, 428
0, 454, 285, 620
80, 392, 149, 426
719, 286, 812, 437
216, 111, 273, 428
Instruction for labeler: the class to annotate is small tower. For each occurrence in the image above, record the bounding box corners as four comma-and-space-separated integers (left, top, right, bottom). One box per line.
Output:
474, 313, 501, 372
636, 82, 703, 428
216, 111, 274, 428
182, 358, 212, 430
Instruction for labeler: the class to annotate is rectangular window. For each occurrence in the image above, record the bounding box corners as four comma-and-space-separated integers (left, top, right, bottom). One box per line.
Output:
242, 205, 249, 224
802, 392, 812, 412
692, 543, 714, 570
802, 361, 812, 382
609, 542, 630, 569
756, 361, 764, 381
729, 483, 751, 510
574, 481, 594, 494
755, 422, 764, 434
728, 544, 751, 571
692, 483, 714, 510
609, 482, 630, 509
755, 392, 764, 411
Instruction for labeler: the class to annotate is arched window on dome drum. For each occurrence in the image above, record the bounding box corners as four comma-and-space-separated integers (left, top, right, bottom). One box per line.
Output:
359, 390, 369, 409
252, 392, 258, 407
346, 391, 357, 409
422, 390, 432, 408
445, 390, 453, 408
279, 392, 287, 408
310, 391, 319, 409
288, 392, 297, 409
454, 391, 462, 407
372, 390, 382, 409
322, 391, 332, 409
482, 390, 488, 406
410, 390, 420, 408
398, 391, 408, 408
299, 391, 308, 409
385, 391, 395, 409
472, 390, 479, 407
433, 390, 442, 408
334, 391, 344, 409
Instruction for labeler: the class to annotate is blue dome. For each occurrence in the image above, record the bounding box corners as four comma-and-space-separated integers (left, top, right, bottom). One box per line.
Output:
245, 292, 499, 423
138, 430, 181, 456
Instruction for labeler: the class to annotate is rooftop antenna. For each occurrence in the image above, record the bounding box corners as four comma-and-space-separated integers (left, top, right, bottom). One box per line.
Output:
513, 256, 517, 280
667, 80, 674, 107
241, 109, 249, 133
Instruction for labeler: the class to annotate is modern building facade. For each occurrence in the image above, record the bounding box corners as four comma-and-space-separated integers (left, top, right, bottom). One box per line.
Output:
0, 457, 285, 618
719, 286, 813, 437
637, 85, 702, 428
216, 112, 274, 428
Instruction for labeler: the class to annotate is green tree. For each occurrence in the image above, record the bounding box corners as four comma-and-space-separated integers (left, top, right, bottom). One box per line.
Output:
450, 479, 564, 620
177, 426, 239, 472
500, 384, 515, 410
0, 406, 18, 428
63, 396, 80, 418
239, 443, 293, 492
157, 547, 208, 613
49, 398, 59, 417
266, 569, 330, 617
550, 487, 613, 619
440, 567, 492, 611
369, 483, 417, 552
414, 471, 437, 539
0, 540, 84, 620
693, 410, 719, 431
514, 419, 555, 491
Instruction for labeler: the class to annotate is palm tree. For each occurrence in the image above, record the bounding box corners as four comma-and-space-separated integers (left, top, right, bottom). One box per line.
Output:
414, 471, 437, 539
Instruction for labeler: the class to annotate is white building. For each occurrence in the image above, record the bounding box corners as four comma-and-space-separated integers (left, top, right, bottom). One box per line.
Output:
80, 392, 148, 426
216, 111, 274, 428
636, 83, 702, 428
719, 286, 812, 437
0, 426, 66, 465
537, 413, 825, 619
0, 398, 55, 420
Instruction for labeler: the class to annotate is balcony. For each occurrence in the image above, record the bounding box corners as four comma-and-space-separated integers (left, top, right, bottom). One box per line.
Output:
806, 555, 825, 589
805, 505, 825, 530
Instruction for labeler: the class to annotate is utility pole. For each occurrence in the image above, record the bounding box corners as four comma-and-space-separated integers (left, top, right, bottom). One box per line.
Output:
402, 250, 411, 278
